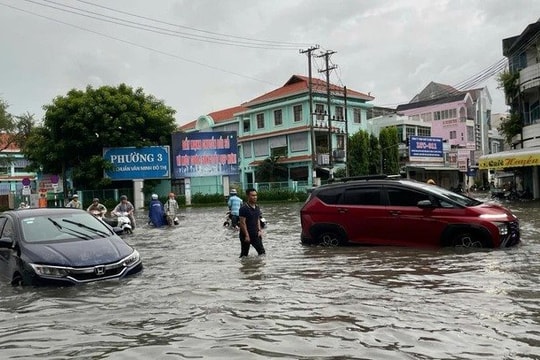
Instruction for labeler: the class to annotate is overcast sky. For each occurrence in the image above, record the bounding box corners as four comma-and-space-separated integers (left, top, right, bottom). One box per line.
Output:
1, 0, 539, 126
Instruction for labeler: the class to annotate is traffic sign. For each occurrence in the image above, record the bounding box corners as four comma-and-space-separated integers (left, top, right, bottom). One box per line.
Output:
22, 177, 30, 186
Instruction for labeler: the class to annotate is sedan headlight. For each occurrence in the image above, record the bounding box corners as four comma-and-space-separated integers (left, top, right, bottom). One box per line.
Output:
30, 264, 70, 278
122, 250, 140, 267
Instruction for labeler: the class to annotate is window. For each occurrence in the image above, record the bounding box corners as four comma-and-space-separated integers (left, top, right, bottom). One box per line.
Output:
405, 126, 416, 138
290, 133, 308, 152
434, 109, 457, 121
293, 105, 303, 122
315, 104, 325, 120
256, 113, 265, 129
271, 146, 287, 157
467, 126, 474, 141
420, 113, 433, 122
253, 139, 269, 157
353, 108, 362, 123
243, 118, 251, 132
341, 187, 382, 205
449, 131, 456, 139
243, 143, 253, 158
335, 106, 344, 120
336, 134, 345, 149
274, 109, 282, 126
387, 188, 430, 207
317, 187, 343, 205
417, 126, 431, 137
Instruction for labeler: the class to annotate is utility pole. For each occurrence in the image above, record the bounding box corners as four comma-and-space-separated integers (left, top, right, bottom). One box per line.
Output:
318, 50, 337, 172
344, 86, 349, 177
300, 45, 319, 185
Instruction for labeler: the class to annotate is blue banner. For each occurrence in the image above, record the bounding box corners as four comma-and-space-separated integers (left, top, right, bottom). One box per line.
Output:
171, 132, 238, 178
409, 136, 443, 158
103, 146, 170, 180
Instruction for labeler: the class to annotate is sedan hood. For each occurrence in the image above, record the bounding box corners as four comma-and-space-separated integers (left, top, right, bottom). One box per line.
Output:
23, 236, 135, 267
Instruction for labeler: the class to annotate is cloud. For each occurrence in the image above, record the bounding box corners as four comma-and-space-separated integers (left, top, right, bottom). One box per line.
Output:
1, 0, 539, 125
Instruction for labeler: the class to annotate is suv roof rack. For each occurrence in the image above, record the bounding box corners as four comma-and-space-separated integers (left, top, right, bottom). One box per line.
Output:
329, 174, 402, 183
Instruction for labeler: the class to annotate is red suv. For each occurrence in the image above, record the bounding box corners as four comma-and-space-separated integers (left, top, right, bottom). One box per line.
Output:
300, 176, 520, 248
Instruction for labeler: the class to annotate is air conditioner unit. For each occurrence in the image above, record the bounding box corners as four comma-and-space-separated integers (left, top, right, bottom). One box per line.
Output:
333, 150, 345, 162
317, 154, 330, 165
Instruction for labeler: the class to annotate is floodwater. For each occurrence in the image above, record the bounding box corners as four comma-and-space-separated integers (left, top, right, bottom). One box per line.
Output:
1, 195, 540, 359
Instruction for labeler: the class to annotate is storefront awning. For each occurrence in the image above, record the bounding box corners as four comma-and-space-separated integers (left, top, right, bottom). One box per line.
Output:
479, 147, 540, 170
405, 165, 459, 172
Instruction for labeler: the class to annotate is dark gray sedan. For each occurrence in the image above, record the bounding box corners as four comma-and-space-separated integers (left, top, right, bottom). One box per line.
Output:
0, 208, 142, 286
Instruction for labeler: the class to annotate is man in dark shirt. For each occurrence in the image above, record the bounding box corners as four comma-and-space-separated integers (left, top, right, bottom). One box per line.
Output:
238, 188, 265, 258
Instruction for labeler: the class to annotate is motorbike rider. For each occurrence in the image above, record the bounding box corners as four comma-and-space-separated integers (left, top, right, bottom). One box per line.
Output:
112, 195, 136, 230
66, 194, 82, 209
87, 198, 107, 217
227, 189, 242, 229
164, 192, 179, 226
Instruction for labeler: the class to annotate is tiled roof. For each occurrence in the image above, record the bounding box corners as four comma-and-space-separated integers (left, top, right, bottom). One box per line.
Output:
178, 74, 373, 131
396, 93, 467, 112
208, 105, 246, 122
0, 133, 20, 151
179, 105, 246, 131
243, 75, 374, 106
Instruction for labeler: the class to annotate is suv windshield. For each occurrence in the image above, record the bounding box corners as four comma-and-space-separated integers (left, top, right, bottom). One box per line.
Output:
424, 185, 483, 207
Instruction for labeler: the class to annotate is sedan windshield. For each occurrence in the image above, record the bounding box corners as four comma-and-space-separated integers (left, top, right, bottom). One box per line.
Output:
22, 213, 113, 243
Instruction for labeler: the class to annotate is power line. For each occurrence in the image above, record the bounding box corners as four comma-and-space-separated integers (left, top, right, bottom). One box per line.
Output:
21, 0, 311, 50
74, 0, 314, 48
0, 1, 280, 87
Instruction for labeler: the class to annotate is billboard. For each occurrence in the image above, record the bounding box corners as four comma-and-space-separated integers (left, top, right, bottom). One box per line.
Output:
171, 132, 238, 178
409, 136, 444, 158
103, 146, 170, 180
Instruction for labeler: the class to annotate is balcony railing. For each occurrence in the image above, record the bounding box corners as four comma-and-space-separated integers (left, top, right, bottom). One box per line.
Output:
520, 63, 540, 92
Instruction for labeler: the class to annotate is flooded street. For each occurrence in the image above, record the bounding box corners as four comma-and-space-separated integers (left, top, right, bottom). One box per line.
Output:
1, 196, 540, 359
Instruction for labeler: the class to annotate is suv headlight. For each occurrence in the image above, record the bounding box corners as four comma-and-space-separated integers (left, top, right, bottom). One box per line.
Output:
495, 222, 508, 236
30, 264, 70, 277
123, 250, 140, 267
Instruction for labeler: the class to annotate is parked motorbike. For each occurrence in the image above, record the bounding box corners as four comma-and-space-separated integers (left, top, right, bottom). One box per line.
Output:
113, 211, 133, 234
89, 209, 122, 232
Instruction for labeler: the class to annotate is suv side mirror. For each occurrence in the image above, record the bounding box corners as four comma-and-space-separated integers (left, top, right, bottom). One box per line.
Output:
417, 200, 436, 209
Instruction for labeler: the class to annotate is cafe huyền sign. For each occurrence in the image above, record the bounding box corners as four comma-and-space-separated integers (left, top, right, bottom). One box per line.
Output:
479, 153, 540, 170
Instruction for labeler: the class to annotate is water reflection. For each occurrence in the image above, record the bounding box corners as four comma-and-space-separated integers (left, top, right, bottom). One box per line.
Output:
0, 199, 539, 359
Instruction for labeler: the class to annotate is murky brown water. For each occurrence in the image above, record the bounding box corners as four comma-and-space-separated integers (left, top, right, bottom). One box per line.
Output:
1, 195, 539, 359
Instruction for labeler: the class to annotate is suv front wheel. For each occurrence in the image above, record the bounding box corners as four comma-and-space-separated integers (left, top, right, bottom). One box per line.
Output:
310, 225, 347, 247
442, 226, 493, 248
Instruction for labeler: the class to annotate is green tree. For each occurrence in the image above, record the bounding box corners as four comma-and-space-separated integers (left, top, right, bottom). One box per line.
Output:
368, 133, 381, 174
255, 155, 288, 182
347, 130, 370, 176
22, 84, 177, 190
379, 127, 399, 175
0, 99, 36, 167
496, 70, 523, 145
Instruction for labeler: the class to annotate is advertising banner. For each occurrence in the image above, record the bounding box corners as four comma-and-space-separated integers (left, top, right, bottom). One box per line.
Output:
103, 146, 170, 180
409, 136, 444, 158
171, 132, 238, 178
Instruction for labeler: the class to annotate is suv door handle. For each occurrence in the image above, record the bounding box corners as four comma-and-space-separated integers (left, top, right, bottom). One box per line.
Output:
338, 208, 348, 214
389, 210, 401, 216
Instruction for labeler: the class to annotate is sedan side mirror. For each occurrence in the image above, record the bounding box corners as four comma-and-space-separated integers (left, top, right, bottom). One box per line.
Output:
0, 236, 13, 248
